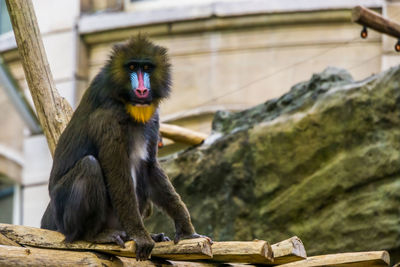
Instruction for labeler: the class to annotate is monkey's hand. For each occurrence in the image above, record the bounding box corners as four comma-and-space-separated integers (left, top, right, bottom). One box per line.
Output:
151, 233, 171, 242
174, 232, 213, 244
132, 233, 155, 261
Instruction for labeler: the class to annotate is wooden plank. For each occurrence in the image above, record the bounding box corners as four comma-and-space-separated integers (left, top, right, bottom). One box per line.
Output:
278, 251, 390, 267
0, 233, 20, 247
352, 5, 400, 39
119, 257, 220, 267
0, 245, 121, 267
271, 236, 306, 265
0, 224, 212, 260
0, 244, 223, 267
210, 240, 273, 264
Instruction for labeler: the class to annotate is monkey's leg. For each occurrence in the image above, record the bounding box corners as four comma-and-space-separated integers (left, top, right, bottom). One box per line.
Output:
147, 163, 210, 243
41, 203, 57, 230
50, 155, 108, 243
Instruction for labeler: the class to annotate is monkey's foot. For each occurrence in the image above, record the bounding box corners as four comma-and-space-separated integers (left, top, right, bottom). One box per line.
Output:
151, 233, 171, 242
86, 229, 128, 248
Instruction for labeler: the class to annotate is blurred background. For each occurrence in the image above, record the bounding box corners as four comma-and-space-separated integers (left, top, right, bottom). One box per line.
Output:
0, 0, 399, 229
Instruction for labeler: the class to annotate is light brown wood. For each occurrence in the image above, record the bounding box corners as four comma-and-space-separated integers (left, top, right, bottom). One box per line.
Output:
352, 5, 400, 39
160, 123, 208, 145
0, 223, 212, 260
271, 236, 307, 265
210, 240, 273, 264
5, 0, 73, 156
0, 233, 21, 247
119, 257, 220, 267
0, 244, 222, 267
0, 245, 122, 267
278, 251, 390, 267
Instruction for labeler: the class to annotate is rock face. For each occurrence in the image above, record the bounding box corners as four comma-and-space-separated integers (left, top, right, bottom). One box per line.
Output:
146, 66, 400, 261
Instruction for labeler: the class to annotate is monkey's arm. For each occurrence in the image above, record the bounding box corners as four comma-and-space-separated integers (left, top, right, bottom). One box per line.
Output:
148, 162, 206, 243
93, 115, 154, 260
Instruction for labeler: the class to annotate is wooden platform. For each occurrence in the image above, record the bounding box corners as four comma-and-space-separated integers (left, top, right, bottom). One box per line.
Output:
0, 224, 390, 266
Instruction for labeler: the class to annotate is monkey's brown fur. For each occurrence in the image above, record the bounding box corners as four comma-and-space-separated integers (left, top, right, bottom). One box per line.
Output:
41, 35, 208, 261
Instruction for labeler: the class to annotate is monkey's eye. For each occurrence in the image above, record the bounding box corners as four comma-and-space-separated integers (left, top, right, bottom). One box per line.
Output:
143, 64, 153, 72
128, 64, 136, 71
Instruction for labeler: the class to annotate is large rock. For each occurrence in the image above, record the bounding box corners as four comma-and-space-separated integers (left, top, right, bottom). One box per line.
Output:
146, 66, 400, 261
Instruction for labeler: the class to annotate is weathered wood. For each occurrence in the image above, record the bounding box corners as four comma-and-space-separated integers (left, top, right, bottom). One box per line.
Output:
160, 123, 207, 146
271, 236, 306, 265
5, 0, 73, 156
119, 257, 220, 267
0, 245, 121, 267
210, 240, 273, 264
278, 251, 390, 267
0, 244, 223, 267
0, 224, 212, 260
0, 233, 20, 247
352, 5, 400, 39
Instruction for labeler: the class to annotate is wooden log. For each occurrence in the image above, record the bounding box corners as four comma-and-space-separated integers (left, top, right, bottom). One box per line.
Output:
0, 233, 20, 247
160, 123, 208, 146
210, 240, 273, 264
0, 245, 121, 267
0, 244, 222, 267
5, 0, 73, 156
119, 257, 219, 267
278, 251, 390, 267
352, 5, 400, 39
0, 224, 212, 260
271, 236, 306, 265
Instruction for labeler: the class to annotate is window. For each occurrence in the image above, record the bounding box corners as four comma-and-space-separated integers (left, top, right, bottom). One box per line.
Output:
0, 0, 12, 35
0, 179, 15, 224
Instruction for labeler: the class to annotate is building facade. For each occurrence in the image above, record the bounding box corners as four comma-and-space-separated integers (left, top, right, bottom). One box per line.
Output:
0, 0, 399, 227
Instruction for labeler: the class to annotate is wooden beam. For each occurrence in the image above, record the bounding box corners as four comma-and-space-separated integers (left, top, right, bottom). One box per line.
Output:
0, 224, 212, 260
278, 251, 390, 267
0, 245, 122, 267
0, 233, 20, 247
352, 5, 400, 39
271, 236, 307, 265
210, 240, 273, 264
5, 0, 73, 156
160, 123, 207, 146
0, 244, 224, 267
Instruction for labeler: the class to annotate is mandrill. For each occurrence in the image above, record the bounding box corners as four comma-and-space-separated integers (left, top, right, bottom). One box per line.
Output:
41, 35, 210, 261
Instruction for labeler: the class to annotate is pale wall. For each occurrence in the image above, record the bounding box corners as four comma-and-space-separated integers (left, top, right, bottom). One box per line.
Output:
87, 20, 383, 132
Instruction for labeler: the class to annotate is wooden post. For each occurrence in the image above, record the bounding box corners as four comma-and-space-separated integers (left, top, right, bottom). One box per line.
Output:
5, 0, 73, 156
352, 5, 400, 39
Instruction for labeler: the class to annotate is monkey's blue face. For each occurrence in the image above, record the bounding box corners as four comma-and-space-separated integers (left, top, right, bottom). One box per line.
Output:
130, 71, 150, 100
125, 59, 155, 105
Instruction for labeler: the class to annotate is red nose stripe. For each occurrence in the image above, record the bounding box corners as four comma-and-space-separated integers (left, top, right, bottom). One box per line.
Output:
135, 70, 149, 98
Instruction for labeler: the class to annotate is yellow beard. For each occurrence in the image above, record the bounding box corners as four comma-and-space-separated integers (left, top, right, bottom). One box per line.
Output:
126, 103, 157, 123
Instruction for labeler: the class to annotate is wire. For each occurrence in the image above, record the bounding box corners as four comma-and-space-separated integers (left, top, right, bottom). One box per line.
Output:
176, 12, 400, 115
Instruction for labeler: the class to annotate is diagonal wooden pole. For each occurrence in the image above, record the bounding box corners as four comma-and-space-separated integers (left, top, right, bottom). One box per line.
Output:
6, 0, 206, 153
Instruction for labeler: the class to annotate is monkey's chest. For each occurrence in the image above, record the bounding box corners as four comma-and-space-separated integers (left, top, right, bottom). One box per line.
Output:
129, 133, 148, 187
